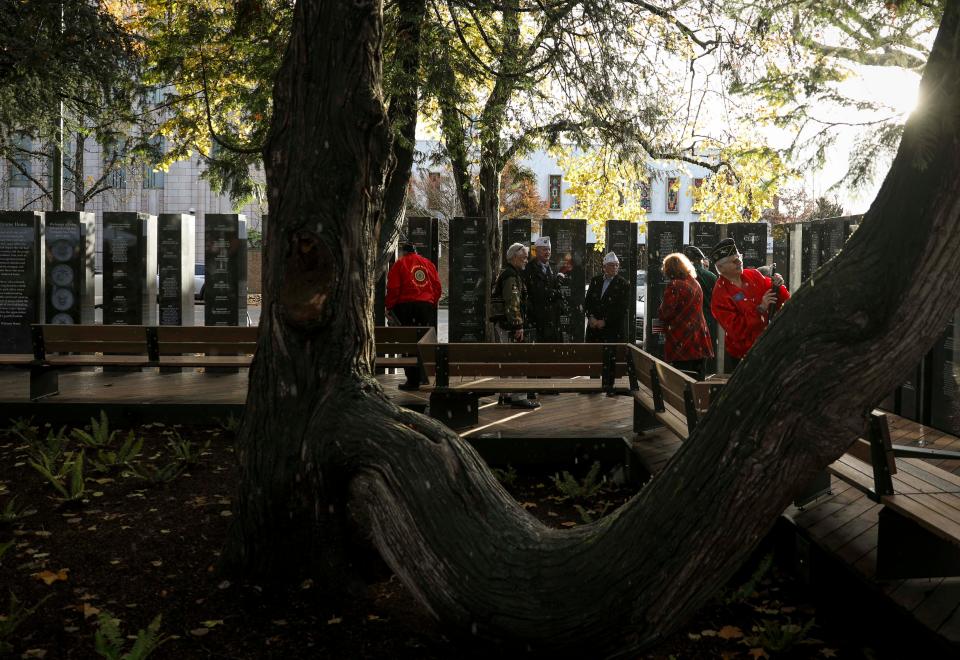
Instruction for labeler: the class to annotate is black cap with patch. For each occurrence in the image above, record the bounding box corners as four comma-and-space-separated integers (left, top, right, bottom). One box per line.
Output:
710, 238, 739, 263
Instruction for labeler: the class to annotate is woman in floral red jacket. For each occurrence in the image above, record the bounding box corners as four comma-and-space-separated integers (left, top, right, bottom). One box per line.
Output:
658, 252, 714, 379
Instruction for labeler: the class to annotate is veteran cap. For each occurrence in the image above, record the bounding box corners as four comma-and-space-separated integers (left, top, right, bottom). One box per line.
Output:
710, 238, 739, 264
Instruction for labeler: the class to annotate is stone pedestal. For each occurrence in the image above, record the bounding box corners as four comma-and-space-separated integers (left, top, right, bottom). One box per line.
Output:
204, 214, 248, 327
0, 211, 43, 352
645, 221, 684, 357
103, 212, 157, 326
44, 211, 95, 326
448, 217, 487, 342
605, 220, 638, 342
541, 218, 586, 342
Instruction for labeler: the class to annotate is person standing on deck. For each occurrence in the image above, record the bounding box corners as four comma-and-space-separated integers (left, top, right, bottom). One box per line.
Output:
584, 252, 631, 343
491, 243, 540, 409
386, 242, 442, 390
710, 238, 789, 369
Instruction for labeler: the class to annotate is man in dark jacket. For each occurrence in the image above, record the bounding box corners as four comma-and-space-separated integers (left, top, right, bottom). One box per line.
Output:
584, 251, 632, 343
491, 242, 539, 409
523, 235, 568, 342
684, 245, 718, 352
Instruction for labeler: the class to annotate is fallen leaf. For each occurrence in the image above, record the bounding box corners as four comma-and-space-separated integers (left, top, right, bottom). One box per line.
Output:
687, 633, 701, 641
272, 619, 288, 626
780, 606, 796, 613
718, 625, 743, 640
560, 521, 577, 527
150, 560, 163, 567
748, 649, 769, 659
820, 649, 838, 658
219, 510, 232, 517
64, 626, 79, 633
218, 580, 231, 590
189, 628, 210, 637
367, 614, 381, 621
520, 502, 537, 509
202, 620, 224, 628
701, 629, 717, 637
22, 649, 46, 658
33, 569, 69, 585
82, 604, 100, 619
327, 616, 342, 625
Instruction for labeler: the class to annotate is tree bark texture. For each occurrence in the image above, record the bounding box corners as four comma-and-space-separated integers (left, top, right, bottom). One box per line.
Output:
378, 0, 426, 267
229, 0, 960, 656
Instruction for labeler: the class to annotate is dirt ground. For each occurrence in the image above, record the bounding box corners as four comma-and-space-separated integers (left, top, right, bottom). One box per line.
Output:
0, 417, 890, 658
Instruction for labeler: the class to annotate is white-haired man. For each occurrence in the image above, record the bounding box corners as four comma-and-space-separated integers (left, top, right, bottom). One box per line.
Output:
490, 242, 539, 408
523, 235, 568, 343
584, 251, 631, 343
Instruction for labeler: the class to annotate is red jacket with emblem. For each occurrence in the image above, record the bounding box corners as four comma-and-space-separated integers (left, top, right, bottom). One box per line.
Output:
711, 268, 789, 359
658, 276, 714, 362
386, 253, 442, 308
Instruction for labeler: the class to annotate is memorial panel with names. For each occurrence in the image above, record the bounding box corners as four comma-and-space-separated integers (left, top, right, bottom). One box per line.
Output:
502, 218, 532, 265
801, 220, 821, 283
44, 211, 95, 325
771, 223, 791, 283
541, 217, 586, 342
103, 212, 157, 325
724, 222, 768, 268
204, 214, 248, 326
0, 211, 43, 352
605, 220, 638, 341
406, 216, 439, 265
448, 217, 487, 342
929, 314, 960, 435
645, 221, 684, 357
158, 213, 196, 326
688, 222, 719, 255
816, 215, 860, 265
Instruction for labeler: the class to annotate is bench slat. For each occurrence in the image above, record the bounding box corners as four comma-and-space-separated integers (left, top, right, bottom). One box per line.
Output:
39, 325, 147, 341
156, 342, 257, 354
156, 326, 259, 342
43, 341, 149, 354
883, 493, 960, 546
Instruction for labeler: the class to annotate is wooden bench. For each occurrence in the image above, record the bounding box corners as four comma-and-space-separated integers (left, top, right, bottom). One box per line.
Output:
825, 411, 960, 579
627, 345, 722, 440
417, 342, 632, 429
373, 326, 434, 378
16, 324, 258, 400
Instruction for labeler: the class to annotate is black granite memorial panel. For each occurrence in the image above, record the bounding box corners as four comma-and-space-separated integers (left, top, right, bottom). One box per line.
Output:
407, 216, 439, 265
103, 212, 157, 326
771, 224, 791, 281
605, 220, 638, 341
541, 218, 586, 342
0, 211, 43, 352
45, 212, 95, 325
801, 221, 821, 283
688, 222, 719, 255
502, 218, 532, 265
929, 315, 960, 434
645, 221, 684, 357
204, 214, 248, 326
816, 216, 860, 265
448, 217, 487, 342
158, 214, 196, 326
724, 223, 767, 269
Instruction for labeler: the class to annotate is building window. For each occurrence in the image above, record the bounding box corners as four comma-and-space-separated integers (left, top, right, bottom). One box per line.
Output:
9, 134, 32, 188
640, 180, 651, 211
104, 142, 126, 190
143, 137, 165, 189
666, 177, 679, 213
548, 174, 562, 210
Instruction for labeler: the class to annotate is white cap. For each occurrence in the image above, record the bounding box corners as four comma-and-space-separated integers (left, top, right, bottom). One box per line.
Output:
534, 236, 551, 249
603, 251, 620, 265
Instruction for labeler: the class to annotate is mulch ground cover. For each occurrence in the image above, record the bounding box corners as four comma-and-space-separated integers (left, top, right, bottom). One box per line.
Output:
0, 416, 901, 658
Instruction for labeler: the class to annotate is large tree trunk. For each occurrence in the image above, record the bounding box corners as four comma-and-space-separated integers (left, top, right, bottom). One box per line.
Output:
227, 0, 960, 655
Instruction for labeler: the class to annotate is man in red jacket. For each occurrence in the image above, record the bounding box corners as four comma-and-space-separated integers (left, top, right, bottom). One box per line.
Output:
386, 242, 442, 389
710, 238, 789, 369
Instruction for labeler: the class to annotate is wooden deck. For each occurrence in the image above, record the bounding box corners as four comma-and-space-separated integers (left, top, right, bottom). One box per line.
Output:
2, 366, 958, 645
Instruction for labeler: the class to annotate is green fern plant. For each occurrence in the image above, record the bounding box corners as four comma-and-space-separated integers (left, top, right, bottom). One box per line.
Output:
89, 432, 144, 474
127, 461, 184, 485
6, 416, 37, 440
94, 611, 166, 659
0, 592, 50, 653
0, 496, 35, 526
22, 426, 69, 472
550, 461, 605, 501
218, 414, 241, 433
30, 450, 86, 504
166, 431, 209, 467
746, 617, 817, 652
72, 411, 118, 449
0, 539, 13, 562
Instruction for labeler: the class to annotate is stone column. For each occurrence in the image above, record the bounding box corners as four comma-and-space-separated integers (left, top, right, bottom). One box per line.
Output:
204, 214, 248, 326
102, 212, 157, 326
44, 211, 95, 325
